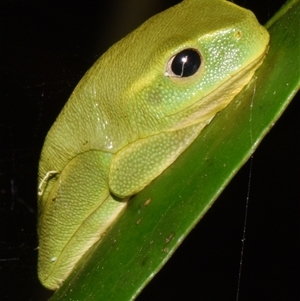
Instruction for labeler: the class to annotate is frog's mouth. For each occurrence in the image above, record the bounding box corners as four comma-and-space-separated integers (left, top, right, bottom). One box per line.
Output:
167, 49, 268, 132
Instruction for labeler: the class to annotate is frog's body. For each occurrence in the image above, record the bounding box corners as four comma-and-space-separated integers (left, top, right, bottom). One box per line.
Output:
38, 0, 269, 289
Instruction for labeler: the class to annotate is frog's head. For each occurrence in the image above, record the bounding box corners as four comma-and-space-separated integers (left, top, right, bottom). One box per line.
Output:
108, 0, 270, 137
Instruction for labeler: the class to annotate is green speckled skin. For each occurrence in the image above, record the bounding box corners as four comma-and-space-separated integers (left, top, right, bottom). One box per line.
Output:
37, 0, 269, 289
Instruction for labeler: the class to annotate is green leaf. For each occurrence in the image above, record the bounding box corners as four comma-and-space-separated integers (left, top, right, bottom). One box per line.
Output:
50, 1, 299, 300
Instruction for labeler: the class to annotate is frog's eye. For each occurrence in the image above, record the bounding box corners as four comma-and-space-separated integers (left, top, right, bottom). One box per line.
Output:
165, 48, 202, 78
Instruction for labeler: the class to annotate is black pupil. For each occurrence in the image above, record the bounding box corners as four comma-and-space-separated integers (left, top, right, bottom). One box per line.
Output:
171, 49, 201, 77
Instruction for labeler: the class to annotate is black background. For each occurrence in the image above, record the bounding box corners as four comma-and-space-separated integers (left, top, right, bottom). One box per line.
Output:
1, 1, 299, 300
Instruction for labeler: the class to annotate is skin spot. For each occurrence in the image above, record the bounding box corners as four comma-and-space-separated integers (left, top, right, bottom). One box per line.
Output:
234, 29, 242, 40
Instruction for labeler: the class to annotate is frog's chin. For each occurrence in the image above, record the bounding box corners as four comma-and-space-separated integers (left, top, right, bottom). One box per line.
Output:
167, 50, 267, 132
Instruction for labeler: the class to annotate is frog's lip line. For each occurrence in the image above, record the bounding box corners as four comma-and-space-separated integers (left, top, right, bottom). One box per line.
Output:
165, 48, 268, 130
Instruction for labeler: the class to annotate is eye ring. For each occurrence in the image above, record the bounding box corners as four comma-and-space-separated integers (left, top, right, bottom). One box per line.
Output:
165, 48, 202, 78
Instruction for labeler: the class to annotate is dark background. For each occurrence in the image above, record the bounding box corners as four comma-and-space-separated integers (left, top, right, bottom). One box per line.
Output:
1, 0, 299, 300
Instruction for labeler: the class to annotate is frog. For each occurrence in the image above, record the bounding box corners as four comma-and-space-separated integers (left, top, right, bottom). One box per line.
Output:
37, 0, 269, 290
